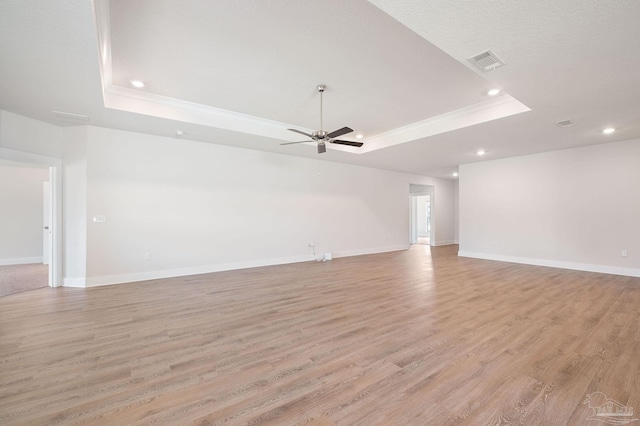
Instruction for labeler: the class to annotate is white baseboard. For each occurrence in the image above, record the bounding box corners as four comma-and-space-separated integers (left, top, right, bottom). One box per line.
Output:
458, 251, 640, 278
434, 240, 457, 247
0, 256, 43, 266
84, 254, 316, 287
63, 277, 87, 287
79, 245, 411, 288
333, 244, 409, 258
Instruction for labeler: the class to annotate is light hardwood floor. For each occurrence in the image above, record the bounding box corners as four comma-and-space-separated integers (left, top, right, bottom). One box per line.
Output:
1, 245, 639, 425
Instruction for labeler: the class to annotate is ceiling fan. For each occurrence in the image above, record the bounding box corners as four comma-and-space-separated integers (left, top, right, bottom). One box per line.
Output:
281, 84, 363, 154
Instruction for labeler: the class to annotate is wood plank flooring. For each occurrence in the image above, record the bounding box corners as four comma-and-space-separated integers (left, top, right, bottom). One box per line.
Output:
1, 245, 639, 425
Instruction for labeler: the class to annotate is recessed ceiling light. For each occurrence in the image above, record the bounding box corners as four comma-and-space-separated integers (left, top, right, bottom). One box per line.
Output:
487, 88, 501, 96
603, 127, 615, 134
477, 149, 486, 156
356, 134, 364, 139
176, 130, 185, 136
453, 172, 459, 177
130, 80, 145, 88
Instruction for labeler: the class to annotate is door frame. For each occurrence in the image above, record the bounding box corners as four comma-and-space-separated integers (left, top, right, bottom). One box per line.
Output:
409, 184, 435, 246
0, 148, 62, 287
43, 181, 51, 265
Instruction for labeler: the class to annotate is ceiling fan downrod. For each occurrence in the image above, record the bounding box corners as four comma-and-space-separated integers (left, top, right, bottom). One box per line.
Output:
317, 84, 326, 132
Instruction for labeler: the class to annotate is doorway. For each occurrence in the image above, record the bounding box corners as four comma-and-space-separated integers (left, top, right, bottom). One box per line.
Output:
415, 195, 431, 245
0, 163, 51, 296
0, 148, 61, 288
410, 184, 435, 246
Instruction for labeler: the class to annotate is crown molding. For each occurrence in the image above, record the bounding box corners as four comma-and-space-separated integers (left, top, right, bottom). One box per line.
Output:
93, 0, 530, 155
361, 95, 529, 152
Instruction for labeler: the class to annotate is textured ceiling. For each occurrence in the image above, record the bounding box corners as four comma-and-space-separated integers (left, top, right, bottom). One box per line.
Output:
109, 0, 491, 135
1, 0, 639, 178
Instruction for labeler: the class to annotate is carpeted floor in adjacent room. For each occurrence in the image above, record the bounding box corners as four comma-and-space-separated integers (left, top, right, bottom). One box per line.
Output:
0, 263, 48, 297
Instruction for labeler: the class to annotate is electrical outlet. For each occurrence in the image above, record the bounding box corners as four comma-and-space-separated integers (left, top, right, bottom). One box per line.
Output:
621, 250, 628, 257
92, 215, 106, 223
144, 252, 151, 260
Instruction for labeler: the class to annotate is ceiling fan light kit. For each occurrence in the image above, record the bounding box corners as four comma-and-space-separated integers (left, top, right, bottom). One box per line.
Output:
281, 84, 363, 154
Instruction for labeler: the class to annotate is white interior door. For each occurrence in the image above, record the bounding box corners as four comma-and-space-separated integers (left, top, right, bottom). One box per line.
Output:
43, 181, 50, 265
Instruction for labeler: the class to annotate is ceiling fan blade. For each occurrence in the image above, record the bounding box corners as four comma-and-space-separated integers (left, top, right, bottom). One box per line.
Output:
330, 139, 364, 147
326, 127, 353, 139
280, 140, 313, 145
318, 142, 327, 154
288, 128, 314, 138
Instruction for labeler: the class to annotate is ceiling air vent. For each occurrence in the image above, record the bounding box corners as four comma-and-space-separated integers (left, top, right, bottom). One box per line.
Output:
52, 110, 89, 121
555, 119, 575, 128
468, 50, 505, 72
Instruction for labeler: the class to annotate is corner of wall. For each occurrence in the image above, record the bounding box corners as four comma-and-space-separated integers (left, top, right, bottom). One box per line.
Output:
61, 126, 88, 286
63, 277, 87, 288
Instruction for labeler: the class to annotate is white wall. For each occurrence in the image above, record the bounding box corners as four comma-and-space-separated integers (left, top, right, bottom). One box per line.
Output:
62, 126, 88, 285
453, 180, 459, 243
0, 164, 49, 264
0, 111, 458, 286
459, 139, 640, 277
434, 183, 456, 245
83, 126, 456, 285
0, 110, 63, 158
